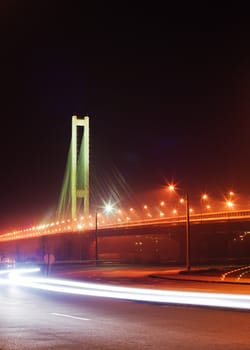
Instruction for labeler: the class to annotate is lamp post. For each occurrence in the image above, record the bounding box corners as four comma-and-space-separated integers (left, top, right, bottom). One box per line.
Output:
200, 194, 207, 223
185, 192, 191, 271
94, 201, 115, 265
95, 211, 99, 263
168, 184, 191, 271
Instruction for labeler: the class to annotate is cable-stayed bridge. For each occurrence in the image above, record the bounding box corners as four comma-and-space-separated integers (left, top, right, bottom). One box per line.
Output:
1, 116, 250, 265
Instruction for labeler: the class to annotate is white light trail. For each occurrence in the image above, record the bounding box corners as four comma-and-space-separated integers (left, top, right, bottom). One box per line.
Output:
1, 268, 250, 310
51, 313, 90, 321
8, 267, 40, 279
0, 269, 11, 275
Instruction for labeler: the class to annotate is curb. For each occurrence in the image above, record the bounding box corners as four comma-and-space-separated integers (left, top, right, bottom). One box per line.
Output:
149, 273, 250, 285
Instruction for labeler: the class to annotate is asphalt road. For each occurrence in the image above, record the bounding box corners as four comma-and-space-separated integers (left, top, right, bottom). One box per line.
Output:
1, 276, 250, 350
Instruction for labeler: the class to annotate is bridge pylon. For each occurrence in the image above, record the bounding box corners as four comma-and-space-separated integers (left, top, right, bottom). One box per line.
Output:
71, 115, 89, 220
57, 115, 90, 221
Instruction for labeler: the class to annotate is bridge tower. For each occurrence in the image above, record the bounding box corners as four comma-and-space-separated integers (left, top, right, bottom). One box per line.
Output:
57, 115, 90, 221
71, 115, 90, 219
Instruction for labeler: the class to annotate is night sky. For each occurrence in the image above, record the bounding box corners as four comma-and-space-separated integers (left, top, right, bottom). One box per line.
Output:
1, 2, 250, 230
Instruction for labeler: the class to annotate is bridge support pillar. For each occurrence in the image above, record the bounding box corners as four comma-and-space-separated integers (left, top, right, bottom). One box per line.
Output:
71, 115, 89, 220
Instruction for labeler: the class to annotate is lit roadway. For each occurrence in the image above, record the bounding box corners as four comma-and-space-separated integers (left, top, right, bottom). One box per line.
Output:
1, 268, 250, 349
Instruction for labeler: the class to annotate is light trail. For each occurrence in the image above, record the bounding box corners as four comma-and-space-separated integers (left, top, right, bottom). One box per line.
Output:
8, 267, 41, 278
51, 313, 90, 321
221, 265, 250, 282
1, 268, 250, 310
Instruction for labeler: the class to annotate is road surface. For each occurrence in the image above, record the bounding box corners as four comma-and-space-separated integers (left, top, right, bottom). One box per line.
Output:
1, 272, 250, 350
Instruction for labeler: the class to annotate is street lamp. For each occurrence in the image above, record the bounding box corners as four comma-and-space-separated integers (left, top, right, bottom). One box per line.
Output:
185, 192, 191, 271
95, 211, 99, 263
168, 184, 191, 271
200, 193, 208, 223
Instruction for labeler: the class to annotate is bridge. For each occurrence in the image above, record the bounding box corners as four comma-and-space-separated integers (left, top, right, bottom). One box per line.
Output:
1, 208, 250, 242
1, 116, 250, 265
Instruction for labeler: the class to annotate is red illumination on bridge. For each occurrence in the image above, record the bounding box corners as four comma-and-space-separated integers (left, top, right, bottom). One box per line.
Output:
1, 208, 250, 242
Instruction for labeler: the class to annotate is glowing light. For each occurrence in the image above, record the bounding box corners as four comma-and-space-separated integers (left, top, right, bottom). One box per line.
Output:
221, 265, 250, 281
226, 201, 234, 208
143, 205, 148, 209
179, 198, 185, 204
168, 184, 175, 191
160, 201, 165, 206
202, 194, 208, 200
103, 201, 115, 214
8, 267, 40, 280
1, 273, 250, 310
